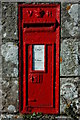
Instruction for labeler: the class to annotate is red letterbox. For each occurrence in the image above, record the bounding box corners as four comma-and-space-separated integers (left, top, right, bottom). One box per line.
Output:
19, 3, 60, 114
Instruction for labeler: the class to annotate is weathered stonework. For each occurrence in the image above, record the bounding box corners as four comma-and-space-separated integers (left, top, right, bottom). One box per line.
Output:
60, 38, 79, 76
2, 77, 19, 113
60, 3, 80, 76
1, 114, 76, 120
2, 3, 17, 17
1, 42, 18, 77
60, 53, 78, 76
78, 4, 80, 38
78, 43, 80, 75
61, 3, 78, 38
2, 2, 18, 40
61, 38, 78, 54
60, 77, 79, 114
0, 1, 2, 115
0, 78, 2, 113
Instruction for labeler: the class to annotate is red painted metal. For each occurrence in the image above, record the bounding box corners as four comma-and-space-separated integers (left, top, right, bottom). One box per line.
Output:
19, 3, 60, 114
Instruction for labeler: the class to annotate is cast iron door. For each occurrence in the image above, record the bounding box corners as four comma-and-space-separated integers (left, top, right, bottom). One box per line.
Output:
19, 4, 60, 114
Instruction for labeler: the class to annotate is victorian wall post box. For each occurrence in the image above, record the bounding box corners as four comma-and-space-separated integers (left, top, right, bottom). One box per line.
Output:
19, 3, 60, 114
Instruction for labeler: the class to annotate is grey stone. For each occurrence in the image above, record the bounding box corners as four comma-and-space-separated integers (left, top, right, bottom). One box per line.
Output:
0, 89, 2, 97
1, 114, 24, 120
2, 58, 18, 77
2, 2, 17, 17
1, 42, 18, 65
56, 116, 73, 120
0, 55, 2, 64
0, 24, 2, 33
78, 24, 80, 37
60, 38, 79, 76
60, 38, 80, 76
78, 43, 80, 75
0, 89, 2, 112
1, 42, 18, 77
61, 38, 78, 54
78, 43, 80, 55
78, 65, 80, 76
1, 2, 18, 39
2, 16, 18, 39
61, 3, 78, 38
0, 36, 2, 45
7, 105, 16, 112
60, 53, 78, 76
2, 78, 19, 113
0, 56, 2, 80
78, 88, 80, 97
68, 4, 78, 25
78, 4, 80, 23
64, 20, 78, 37
60, 77, 79, 114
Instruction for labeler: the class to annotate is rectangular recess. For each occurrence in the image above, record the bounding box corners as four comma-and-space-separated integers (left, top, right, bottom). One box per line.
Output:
32, 45, 45, 71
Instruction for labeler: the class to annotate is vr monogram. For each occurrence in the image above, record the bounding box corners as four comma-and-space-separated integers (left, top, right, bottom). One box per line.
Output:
26, 8, 53, 18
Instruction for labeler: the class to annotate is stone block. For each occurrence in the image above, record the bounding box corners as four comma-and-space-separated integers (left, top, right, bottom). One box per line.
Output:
60, 77, 79, 114
0, 55, 2, 64
60, 53, 78, 76
2, 77, 19, 113
2, 16, 18, 39
61, 38, 78, 54
78, 43, 80, 75
0, 36, 2, 45
1, 114, 23, 120
78, 4, 80, 22
0, 56, 2, 79
60, 38, 79, 76
2, 2, 17, 17
1, 3, 18, 39
78, 65, 80, 76
0, 24, 2, 33
0, 86, 2, 111
61, 3, 78, 38
0, 115, 79, 120
1, 42, 18, 77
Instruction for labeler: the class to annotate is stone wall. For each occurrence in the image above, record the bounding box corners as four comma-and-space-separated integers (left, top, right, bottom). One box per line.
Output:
60, 3, 80, 115
0, 1, 2, 119
0, 1, 80, 120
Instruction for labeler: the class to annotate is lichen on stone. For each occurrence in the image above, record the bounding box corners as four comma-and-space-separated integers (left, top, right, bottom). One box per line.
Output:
60, 78, 79, 114
1, 42, 18, 65
7, 105, 16, 112
64, 20, 78, 37
61, 83, 78, 100
68, 4, 78, 25
1, 42, 18, 77
60, 38, 78, 76
61, 3, 78, 37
